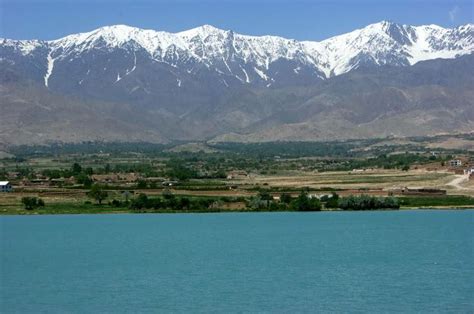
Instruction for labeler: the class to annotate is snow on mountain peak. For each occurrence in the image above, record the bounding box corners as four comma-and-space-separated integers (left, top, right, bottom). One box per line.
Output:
1, 38, 45, 55
178, 24, 228, 38
2, 21, 473, 82
51, 24, 166, 56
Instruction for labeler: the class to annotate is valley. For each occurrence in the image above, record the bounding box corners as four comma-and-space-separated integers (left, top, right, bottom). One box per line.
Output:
1, 136, 473, 213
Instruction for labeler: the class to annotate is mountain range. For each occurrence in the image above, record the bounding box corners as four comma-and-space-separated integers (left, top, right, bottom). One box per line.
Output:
1, 21, 473, 145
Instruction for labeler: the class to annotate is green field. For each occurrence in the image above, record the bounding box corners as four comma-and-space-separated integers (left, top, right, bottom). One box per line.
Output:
1, 139, 473, 214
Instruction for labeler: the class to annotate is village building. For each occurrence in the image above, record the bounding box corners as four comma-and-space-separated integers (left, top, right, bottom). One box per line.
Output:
7, 172, 20, 179
309, 193, 334, 200
449, 159, 462, 167
464, 168, 474, 175
0, 181, 12, 192
464, 168, 474, 180
91, 173, 141, 184
226, 170, 249, 180
22, 178, 49, 187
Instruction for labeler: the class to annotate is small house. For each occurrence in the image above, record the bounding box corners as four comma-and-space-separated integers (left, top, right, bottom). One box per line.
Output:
0, 181, 12, 192
464, 168, 474, 176
226, 170, 249, 180
449, 159, 462, 167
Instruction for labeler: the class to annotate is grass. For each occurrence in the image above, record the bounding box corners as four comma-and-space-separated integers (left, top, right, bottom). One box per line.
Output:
2, 195, 474, 215
0, 203, 131, 215
399, 195, 474, 208
1, 202, 251, 215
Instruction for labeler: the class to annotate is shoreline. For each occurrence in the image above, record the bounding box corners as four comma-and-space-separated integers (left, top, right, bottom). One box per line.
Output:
1, 206, 473, 216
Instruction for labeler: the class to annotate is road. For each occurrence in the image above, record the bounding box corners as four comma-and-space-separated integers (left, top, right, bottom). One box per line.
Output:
446, 174, 470, 190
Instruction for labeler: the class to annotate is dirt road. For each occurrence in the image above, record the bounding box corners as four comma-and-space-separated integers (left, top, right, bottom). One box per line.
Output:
446, 174, 470, 190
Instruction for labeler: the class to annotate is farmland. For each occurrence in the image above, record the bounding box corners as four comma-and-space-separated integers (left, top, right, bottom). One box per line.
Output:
1, 136, 474, 213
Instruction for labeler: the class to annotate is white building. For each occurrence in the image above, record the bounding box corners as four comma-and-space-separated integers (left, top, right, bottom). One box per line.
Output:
0, 181, 12, 192
449, 159, 462, 167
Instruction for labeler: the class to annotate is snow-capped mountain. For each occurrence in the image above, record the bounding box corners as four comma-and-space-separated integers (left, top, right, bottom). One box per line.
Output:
1, 21, 473, 145
2, 21, 473, 89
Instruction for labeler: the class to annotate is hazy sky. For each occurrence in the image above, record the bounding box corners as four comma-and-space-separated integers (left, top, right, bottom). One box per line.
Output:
1, 0, 473, 41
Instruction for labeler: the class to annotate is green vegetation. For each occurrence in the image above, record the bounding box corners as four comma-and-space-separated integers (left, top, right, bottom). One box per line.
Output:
2, 138, 473, 214
247, 191, 321, 212
399, 195, 474, 207
3, 192, 474, 215
322, 193, 339, 208
337, 195, 400, 210
88, 184, 109, 204
129, 194, 214, 211
290, 192, 322, 211
21, 197, 45, 210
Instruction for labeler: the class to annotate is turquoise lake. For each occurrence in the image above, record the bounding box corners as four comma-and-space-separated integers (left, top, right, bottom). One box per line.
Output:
1, 210, 473, 313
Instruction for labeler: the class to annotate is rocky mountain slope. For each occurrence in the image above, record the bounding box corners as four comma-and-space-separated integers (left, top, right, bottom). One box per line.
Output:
1, 21, 473, 144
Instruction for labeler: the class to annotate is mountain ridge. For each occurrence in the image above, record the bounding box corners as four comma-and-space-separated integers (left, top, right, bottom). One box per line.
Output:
1, 21, 473, 145
2, 21, 473, 85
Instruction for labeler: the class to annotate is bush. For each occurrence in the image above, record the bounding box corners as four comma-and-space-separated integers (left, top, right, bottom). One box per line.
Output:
280, 193, 293, 204
21, 197, 45, 210
325, 193, 340, 208
130, 194, 206, 211
338, 195, 399, 210
130, 193, 149, 210
290, 192, 321, 211
88, 184, 108, 205
111, 199, 122, 207
136, 180, 148, 189
76, 173, 93, 188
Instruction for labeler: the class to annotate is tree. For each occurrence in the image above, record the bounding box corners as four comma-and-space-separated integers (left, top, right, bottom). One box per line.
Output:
269, 202, 280, 211
179, 197, 191, 210
325, 193, 340, 208
214, 170, 227, 179
149, 197, 163, 210
104, 164, 111, 174
111, 199, 122, 207
258, 190, 273, 208
84, 167, 94, 175
166, 161, 198, 180
76, 173, 93, 188
136, 180, 147, 189
165, 196, 178, 210
162, 189, 174, 200
280, 193, 293, 204
122, 190, 131, 203
338, 195, 399, 210
71, 163, 82, 175
88, 184, 108, 205
130, 193, 149, 210
21, 197, 45, 210
290, 191, 321, 211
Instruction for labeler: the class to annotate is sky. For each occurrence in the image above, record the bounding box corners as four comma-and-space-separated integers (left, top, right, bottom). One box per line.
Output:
1, 0, 473, 41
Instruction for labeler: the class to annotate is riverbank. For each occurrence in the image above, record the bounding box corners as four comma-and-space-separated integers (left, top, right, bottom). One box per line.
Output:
1, 203, 473, 215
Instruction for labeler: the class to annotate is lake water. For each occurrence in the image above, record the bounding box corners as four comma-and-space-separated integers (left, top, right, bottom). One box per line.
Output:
1, 210, 473, 313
